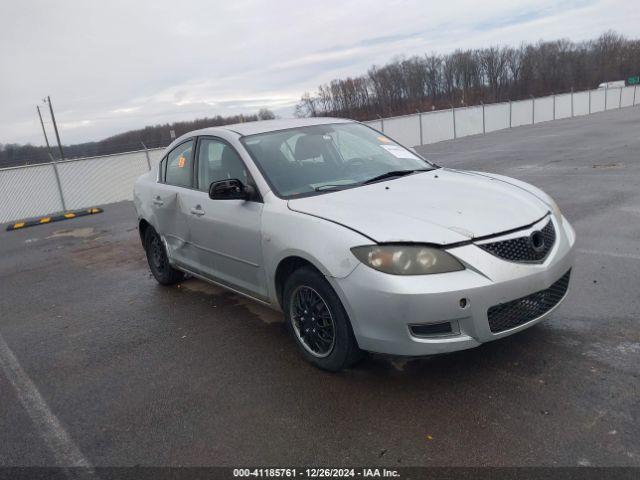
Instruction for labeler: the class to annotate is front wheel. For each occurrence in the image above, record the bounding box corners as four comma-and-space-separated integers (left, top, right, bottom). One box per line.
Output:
144, 226, 185, 285
283, 267, 364, 371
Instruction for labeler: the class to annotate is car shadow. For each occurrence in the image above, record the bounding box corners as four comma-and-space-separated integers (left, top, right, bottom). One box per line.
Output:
352, 323, 560, 381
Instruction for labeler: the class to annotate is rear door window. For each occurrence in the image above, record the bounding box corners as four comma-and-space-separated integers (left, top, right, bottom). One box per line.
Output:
165, 140, 194, 188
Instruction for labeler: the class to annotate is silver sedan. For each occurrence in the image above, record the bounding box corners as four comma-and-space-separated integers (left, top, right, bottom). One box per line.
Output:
134, 118, 575, 371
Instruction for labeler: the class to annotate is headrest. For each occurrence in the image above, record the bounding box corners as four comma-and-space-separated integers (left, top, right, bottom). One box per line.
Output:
294, 135, 330, 161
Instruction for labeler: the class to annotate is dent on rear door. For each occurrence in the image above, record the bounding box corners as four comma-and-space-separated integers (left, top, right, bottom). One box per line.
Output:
151, 183, 192, 265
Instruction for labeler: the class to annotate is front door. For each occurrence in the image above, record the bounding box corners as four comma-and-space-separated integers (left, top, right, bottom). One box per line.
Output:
183, 137, 267, 299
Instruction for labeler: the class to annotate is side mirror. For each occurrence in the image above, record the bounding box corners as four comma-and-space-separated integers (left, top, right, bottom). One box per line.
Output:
209, 179, 254, 200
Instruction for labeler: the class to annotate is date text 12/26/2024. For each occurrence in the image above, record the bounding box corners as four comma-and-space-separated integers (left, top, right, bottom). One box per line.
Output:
233, 468, 400, 478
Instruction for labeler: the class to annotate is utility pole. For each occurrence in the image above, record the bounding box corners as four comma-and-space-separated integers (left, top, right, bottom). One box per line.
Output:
38, 101, 67, 211
36, 106, 55, 161
140, 140, 152, 170
46, 96, 65, 160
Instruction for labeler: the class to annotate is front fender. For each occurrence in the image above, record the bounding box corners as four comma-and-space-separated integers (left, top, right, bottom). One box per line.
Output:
466, 170, 557, 210
261, 201, 371, 305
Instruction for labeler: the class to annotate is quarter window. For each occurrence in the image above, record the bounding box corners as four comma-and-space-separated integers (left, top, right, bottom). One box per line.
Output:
197, 138, 247, 191
165, 140, 194, 188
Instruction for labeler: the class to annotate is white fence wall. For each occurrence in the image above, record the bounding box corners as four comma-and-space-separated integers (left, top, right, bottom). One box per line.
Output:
555, 94, 573, 119
382, 115, 421, 148
57, 151, 151, 210
421, 109, 454, 143
1, 86, 639, 224
534, 96, 554, 123
0, 148, 163, 224
363, 86, 638, 145
0, 164, 64, 222
484, 103, 510, 133
590, 89, 606, 112
454, 106, 484, 138
510, 99, 533, 127
573, 91, 590, 116
621, 86, 636, 107
366, 119, 382, 131
606, 88, 621, 110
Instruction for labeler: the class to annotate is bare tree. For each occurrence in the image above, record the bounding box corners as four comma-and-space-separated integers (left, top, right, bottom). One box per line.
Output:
293, 31, 640, 121
257, 108, 276, 120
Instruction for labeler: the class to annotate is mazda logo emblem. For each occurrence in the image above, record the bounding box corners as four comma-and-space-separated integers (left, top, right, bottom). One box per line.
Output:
529, 231, 545, 252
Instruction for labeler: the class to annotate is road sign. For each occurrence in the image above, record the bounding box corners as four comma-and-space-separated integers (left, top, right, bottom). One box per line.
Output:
628, 76, 640, 85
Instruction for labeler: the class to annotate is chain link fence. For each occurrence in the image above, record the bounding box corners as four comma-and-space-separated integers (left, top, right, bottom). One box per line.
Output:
0, 147, 164, 224
1, 85, 639, 225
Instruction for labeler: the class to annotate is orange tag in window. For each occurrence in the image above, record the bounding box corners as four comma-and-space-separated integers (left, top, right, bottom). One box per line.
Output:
377, 136, 391, 143
178, 156, 186, 168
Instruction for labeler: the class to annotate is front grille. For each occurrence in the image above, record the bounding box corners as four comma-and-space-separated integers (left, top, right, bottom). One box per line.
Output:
487, 270, 571, 333
479, 219, 556, 263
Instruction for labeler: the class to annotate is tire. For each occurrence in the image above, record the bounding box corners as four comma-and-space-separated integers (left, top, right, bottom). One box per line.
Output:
283, 266, 364, 371
144, 226, 185, 286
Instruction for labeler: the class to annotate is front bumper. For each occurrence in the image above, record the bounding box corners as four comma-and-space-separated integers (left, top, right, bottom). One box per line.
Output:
330, 215, 576, 356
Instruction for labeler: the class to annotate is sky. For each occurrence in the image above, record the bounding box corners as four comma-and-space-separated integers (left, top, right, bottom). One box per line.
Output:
1, 0, 638, 146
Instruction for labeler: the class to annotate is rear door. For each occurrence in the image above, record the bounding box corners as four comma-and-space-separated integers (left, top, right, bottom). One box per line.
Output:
180, 136, 267, 299
151, 139, 200, 270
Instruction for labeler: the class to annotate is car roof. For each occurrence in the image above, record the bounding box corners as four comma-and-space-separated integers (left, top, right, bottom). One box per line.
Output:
186, 117, 354, 138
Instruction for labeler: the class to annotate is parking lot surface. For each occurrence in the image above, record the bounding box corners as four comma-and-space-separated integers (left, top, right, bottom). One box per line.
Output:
1, 107, 639, 467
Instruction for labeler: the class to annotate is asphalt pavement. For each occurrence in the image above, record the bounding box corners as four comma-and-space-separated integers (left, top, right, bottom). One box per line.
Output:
1, 106, 639, 467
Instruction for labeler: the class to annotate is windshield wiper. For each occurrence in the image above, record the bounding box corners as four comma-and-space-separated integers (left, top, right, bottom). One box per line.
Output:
314, 184, 357, 192
362, 169, 431, 185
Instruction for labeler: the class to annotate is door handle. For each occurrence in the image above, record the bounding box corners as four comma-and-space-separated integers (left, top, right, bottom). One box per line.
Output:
190, 205, 205, 216
152, 196, 164, 207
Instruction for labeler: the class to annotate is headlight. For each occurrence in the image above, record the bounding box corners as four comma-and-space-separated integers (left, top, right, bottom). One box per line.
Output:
351, 245, 464, 275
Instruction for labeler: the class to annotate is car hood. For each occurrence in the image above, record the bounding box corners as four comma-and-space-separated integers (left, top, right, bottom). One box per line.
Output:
287, 169, 549, 245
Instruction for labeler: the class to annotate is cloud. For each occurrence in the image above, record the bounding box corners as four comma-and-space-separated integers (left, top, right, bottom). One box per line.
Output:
57, 119, 94, 130
110, 107, 142, 115
0, 0, 637, 145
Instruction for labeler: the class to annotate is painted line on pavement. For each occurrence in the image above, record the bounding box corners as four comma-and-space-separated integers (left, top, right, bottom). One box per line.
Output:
0, 333, 93, 470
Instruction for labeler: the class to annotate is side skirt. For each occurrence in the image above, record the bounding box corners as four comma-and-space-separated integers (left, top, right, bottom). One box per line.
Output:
175, 264, 276, 309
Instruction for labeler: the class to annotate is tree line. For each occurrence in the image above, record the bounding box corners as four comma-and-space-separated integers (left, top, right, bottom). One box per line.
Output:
0, 108, 275, 168
295, 31, 640, 120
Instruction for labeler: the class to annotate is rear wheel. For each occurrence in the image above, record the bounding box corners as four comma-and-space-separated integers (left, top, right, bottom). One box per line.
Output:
283, 267, 364, 371
144, 226, 185, 285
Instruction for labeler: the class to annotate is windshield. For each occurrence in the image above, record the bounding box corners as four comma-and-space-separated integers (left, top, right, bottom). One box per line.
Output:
240, 123, 436, 198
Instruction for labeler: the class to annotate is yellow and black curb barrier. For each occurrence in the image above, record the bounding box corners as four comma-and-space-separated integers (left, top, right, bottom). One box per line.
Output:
6, 207, 103, 231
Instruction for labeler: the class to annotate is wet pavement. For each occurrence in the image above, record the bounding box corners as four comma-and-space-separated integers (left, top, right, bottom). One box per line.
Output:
1, 106, 639, 467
